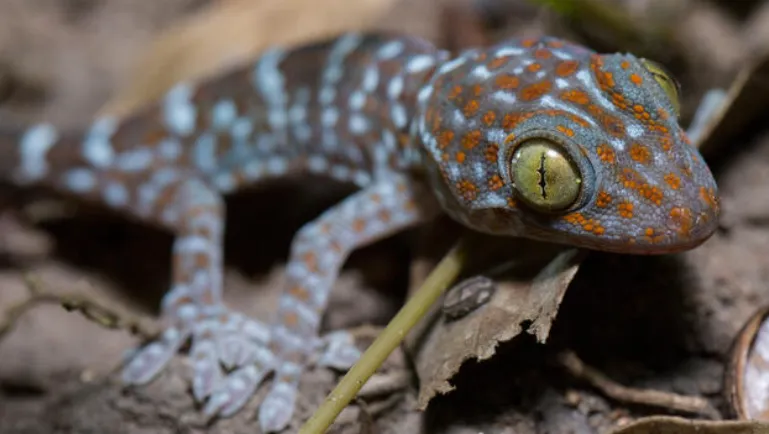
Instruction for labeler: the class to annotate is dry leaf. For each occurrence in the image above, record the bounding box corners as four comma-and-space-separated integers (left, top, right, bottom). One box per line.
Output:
610, 415, 769, 434
413, 245, 586, 409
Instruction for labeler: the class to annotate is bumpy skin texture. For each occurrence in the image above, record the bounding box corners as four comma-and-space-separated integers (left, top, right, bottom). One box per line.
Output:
418, 36, 719, 254
0, 33, 719, 431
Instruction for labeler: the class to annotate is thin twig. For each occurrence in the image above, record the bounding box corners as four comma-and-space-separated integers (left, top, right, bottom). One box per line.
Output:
558, 350, 721, 419
0, 274, 159, 343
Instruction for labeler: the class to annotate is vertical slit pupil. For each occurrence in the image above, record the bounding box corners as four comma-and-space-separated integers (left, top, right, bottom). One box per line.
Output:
537, 152, 547, 199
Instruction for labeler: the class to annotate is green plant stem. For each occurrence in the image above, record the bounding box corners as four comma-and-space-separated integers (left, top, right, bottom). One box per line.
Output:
299, 238, 468, 433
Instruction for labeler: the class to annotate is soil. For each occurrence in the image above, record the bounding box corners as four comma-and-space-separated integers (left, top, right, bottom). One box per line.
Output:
1, 0, 769, 433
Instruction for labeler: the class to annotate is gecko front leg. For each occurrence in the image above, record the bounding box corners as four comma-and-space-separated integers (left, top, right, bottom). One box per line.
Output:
122, 177, 274, 413
238, 172, 438, 432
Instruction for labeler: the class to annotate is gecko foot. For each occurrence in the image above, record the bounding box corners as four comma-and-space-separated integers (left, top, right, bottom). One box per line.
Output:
257, 329, 362, 432
121, 306, 275, 415
121, 305, 360, 430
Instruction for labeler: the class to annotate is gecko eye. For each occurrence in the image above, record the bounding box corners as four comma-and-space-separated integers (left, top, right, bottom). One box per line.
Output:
510, 139, 582, 213
640, 58, 681, 117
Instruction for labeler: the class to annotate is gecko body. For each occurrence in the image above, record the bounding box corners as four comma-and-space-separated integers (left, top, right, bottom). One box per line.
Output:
0, 33, 719, 431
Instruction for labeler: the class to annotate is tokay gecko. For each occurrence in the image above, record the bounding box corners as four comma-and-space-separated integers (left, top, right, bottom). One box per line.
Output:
0, 32, 720, 431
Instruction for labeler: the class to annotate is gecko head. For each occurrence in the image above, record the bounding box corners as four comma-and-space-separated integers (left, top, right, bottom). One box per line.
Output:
417, 38, 720, 254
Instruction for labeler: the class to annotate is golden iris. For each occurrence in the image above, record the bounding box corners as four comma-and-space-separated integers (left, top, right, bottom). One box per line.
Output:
510, 139, 582, 212
640, 58, 681, 117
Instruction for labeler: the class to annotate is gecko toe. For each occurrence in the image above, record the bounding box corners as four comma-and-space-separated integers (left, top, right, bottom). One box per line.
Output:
317, 330, 361, 369
259, 381, 298, 433
122, 326, 187, 385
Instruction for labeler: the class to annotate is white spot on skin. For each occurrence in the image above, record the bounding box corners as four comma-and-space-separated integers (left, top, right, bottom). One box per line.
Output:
417, 84, 433, 105
495, 46, 524, 57
552, 49, 574, 60
437, 56, 466, 75
194, 133, 218, 173
540, 95, 598, 128
231, 118, 253, 141
266, 157, 288, 175
576, 70, 615, 111
163, 83, 197, 136
390, 104, 408, 129
253, 48, 288, 131
330, 165, 351, 180
83, 117, 117, 168
362, 66, 379, 92
626, 123, 644, 138
349, 114, 369, 135
18, 123, 58, 181
376, 40, 404, 60
406, 55, 435, 74
536, 70, 547, 79
348, 91, 366, 110
319, 86, 335, 105
322, 108, 339, 127
158, 138, 182, 161
62, 168, 97, 193
490, 90, 517, 105
103, 181, 129, 207
212, 99, 238, 129
470, 65, 492, 80
555, 78, 569, 89
307, 155, 329, 173
214, 172, 236, 193
116, 148, 154, 172
610, 138, 626, 151
387, 76, 404, 100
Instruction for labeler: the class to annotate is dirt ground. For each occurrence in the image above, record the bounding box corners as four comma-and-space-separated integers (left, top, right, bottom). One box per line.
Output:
1, 0, 769, 433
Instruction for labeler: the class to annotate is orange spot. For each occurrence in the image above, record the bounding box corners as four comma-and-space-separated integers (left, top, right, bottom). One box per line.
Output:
456, 180, 478, 201
618, 201, 634, 219
461, 130, 482, 150
436, 130, 455, 149
378, 209, 391, 223
303, 252, 318, 272
507, 196, 517, 208
519, 81, 552, 101
664, 173, 681, 190
283, 312, 299, 327
556, 60, 580, 77
534, 48, 552, 59
352, 219, 367, 233
522, 38, 536, 47
472, 84, 483, 96
527, 63, 542, 72
639, 184, 664, 205
629, 143, 651, 164
596, 143, 615, 163
660, 135, 673, 152
620, 60, 630, 69
700, 186, 719, 211
456, 151, 466, 163
601, 115, 626, 137
448, 85, 463, 100
645, 228, 654, 237
485, 143, 499, 162
561, 89, 590, 105
556, 125, 575, 137
669, 207, 693, 237
596, 191, 612, 208
563, 212, 605, 235
463, 99, 480, 117
488, 174, 504, 190
288, 286, 311, 301
630, 73, 643, 85
502, 112, 534, 129
482, 110, 497, 126
547, 40, 564, 48
494, 74, 520, 89
487, 57, 508, 70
